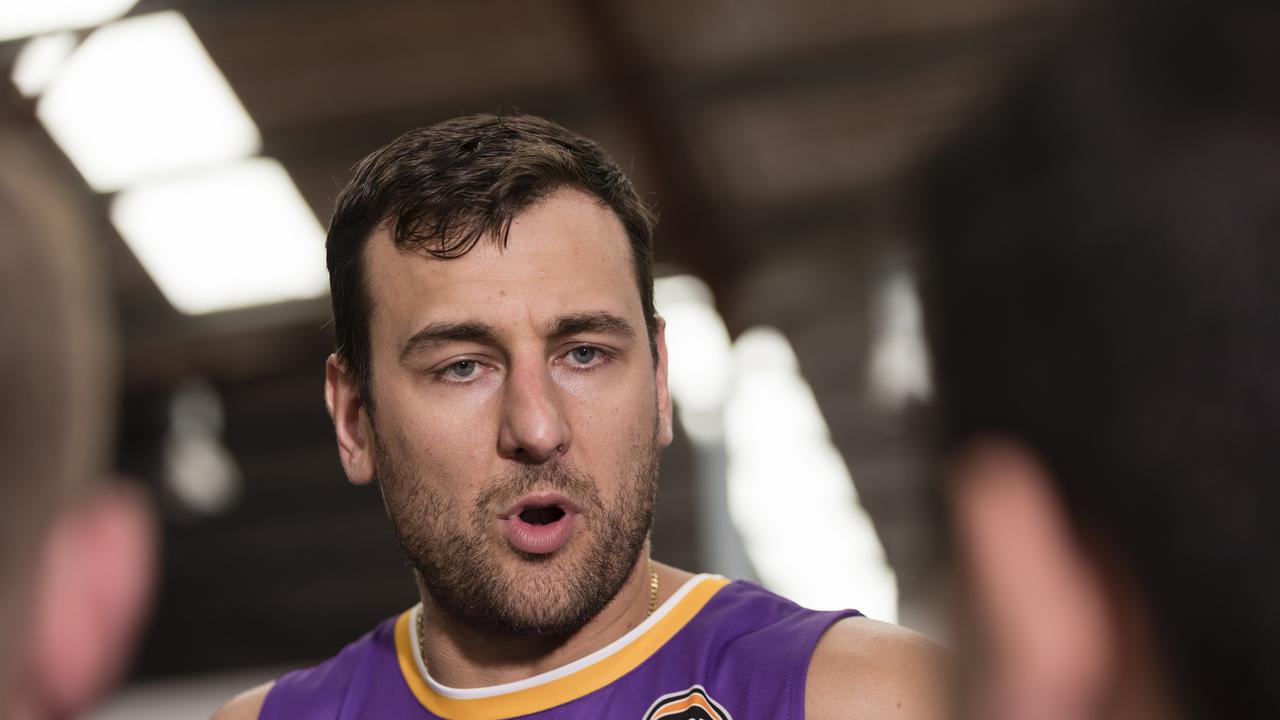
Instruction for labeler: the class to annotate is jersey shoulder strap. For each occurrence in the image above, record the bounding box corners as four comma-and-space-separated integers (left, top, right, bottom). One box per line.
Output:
260, 613, 432, 719
648, 580, 860, 719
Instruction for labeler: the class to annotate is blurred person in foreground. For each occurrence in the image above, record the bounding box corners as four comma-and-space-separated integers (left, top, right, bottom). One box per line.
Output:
215, 113, 948, 719
916, 2, 1280, 718
0, 126, 154, 717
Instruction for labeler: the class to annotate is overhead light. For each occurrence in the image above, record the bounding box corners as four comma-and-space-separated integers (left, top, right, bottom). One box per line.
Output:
10, 32, 78, 98
658, 274, 900, 620
110, 158, 328, 315
165, 378, 242, 518
656, 275, 734, 442
0, 0, 137, 41
868, 271, 932, 409
37, 11, 260, 192
725, 327, 899, 619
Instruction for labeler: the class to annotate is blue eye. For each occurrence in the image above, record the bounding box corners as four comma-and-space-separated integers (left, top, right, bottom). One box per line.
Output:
569, 346, 599, 364
447, 360, 477, 378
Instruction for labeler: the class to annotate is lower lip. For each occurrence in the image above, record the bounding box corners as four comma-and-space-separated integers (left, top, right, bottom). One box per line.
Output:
501, 512, 578, 555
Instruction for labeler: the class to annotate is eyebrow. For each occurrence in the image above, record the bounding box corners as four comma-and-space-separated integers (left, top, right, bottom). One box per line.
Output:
398, 312, 638, 363
547, 312, 637, 342
399, 321, 500, 363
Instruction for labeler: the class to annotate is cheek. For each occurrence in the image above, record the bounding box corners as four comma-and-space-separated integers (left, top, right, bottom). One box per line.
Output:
569, 388, 658, 483
564, 366, 656, 422
381, 385, 498, 462
570, 397, 631, 454
375, 398, 497, 503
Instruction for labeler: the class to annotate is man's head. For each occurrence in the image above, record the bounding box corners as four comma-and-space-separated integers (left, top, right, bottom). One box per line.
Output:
0, 124, 152, 716
326, 113, 660, 404
916, 3, 1280, 718
323, 114, 673, 638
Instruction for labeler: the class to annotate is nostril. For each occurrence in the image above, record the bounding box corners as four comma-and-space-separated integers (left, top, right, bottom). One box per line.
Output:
511, 442, 566, 462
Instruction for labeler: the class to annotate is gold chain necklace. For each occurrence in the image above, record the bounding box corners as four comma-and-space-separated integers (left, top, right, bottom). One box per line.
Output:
416, 560, 660, 665
647, 558, 659, 616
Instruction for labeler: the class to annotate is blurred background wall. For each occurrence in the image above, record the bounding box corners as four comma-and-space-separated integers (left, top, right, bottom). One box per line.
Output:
1, 0, 1064, 715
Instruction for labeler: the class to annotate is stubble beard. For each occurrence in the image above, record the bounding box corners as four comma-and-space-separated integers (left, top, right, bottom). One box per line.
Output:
374, 430, 659, 639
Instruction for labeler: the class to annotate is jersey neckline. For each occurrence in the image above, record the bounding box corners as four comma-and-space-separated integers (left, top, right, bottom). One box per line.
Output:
394, 573, 731, 719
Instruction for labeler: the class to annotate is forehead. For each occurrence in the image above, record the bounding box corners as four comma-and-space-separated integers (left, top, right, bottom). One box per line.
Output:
363, 188, 641, 341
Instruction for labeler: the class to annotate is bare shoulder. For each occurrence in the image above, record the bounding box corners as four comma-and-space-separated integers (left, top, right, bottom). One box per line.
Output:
209, 681, 274, 720
805, 617, 952, 719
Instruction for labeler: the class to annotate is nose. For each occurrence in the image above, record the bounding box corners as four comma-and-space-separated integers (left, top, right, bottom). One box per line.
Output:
498, 362, 571, 464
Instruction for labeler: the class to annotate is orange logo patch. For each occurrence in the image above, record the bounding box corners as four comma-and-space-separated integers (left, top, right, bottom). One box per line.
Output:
642, 685, 732, 720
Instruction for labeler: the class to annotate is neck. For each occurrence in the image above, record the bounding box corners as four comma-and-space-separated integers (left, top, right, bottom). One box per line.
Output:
416, 555, 691, 689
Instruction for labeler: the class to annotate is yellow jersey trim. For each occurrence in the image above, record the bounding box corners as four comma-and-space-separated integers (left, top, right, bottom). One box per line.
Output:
394, 575, 731, 719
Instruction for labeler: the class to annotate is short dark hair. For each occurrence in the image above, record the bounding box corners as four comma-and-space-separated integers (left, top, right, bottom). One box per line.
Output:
326, 113, 658, 400
916, 3, 1280, 717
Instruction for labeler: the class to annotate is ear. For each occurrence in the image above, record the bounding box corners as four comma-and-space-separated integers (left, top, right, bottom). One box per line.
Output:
28, 483, 155, 716
949, 438, 1114, 720
652, 316, 675, 448
325, 354, 377, 485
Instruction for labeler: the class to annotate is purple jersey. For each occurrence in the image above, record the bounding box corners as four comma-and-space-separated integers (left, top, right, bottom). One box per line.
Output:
261, 575, 860, 719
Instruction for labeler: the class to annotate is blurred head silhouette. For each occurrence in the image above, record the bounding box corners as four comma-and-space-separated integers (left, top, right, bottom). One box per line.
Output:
0, 115, 153, 718
916, 2, 1280, 718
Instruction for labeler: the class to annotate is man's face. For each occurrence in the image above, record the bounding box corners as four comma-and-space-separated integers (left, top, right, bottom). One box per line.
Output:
359, 188, 673, 637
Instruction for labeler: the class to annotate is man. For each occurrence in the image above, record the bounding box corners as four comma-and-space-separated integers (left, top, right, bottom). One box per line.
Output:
0, 119, 154, 717
216, 114, 946, 718
916, 3, 1280, 718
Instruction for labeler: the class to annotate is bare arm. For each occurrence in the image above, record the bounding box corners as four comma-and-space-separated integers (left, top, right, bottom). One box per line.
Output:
209, 681, 273, 720
805, 617, 953, 719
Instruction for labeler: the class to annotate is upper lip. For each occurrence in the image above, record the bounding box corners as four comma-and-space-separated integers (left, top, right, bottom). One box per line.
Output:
498, 492, 582, 519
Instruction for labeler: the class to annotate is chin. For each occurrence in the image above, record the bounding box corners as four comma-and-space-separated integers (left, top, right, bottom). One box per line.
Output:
455, 551, 617, 637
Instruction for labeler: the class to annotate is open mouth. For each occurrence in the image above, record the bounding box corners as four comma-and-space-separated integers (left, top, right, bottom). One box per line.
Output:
518, 505, 566, 525
500, 494, 580, 555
